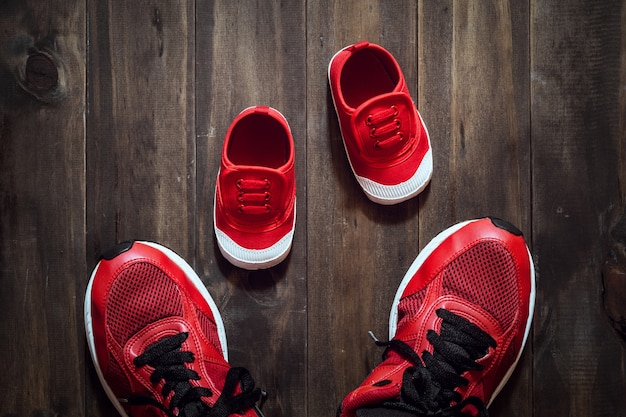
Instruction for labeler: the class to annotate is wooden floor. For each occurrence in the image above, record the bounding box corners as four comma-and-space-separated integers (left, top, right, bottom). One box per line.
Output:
1, 1, 625, 416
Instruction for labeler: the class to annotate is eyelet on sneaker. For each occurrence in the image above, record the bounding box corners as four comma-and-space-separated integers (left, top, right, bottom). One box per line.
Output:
264, 192, 271, 201
236, 179, 244, 189
366, 115, 373, 126
263, 178, 271, 189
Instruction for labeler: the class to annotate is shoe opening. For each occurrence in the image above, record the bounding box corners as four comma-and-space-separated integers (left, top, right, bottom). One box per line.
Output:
227, 113, 291, 169
341, 48, 399, 108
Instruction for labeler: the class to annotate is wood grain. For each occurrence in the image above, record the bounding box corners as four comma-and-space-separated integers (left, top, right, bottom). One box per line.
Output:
531, 1, 626, 415
0, 1, 86, 416
86, 0, 196, 260
603, 0, 626, 343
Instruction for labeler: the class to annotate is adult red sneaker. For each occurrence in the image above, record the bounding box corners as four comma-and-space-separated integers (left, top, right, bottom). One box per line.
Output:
85, 241, 266, 417
338, 217, 535, 417
328, 41, 432, 205
214, 106, 296, 270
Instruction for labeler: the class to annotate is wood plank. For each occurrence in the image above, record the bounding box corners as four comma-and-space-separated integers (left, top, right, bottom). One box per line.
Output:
418, 2, 532, 415
0, 1, 86, 416
531, 1, 626, 415
86, 1, 195, 415
603, 0, 626, 345
87, 1, 195, 261
86, 0, 196, 258
306, 2, 421, 417
195, 2, 308, 417
419, 0, 531, 230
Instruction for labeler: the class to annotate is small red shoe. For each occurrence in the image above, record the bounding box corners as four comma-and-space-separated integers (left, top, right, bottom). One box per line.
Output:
338, 217, 535, 417
214, 106, 296, 270
328, 41, 432, 205
85, 241, 266, 417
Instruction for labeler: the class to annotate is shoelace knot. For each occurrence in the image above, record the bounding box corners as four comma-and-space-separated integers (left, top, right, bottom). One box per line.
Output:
371, 308, 496, 417
127, 332, 265, 417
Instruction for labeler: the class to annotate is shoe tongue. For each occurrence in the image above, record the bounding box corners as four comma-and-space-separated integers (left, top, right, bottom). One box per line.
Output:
351, 92, 417, 159
230, 165, 284, 180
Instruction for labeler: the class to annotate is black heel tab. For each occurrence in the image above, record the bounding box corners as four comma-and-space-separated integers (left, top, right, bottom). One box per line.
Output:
489, 217, 523, 236
100, 240, 136, 261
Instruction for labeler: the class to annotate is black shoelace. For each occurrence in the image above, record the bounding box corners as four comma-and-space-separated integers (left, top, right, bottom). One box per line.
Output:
123, 332, 266, 417
372, 308, 496, 417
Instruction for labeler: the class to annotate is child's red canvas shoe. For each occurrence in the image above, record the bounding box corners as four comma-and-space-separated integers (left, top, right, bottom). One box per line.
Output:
85, 241, 266, 417
328, 41, 432, 205
338, 217, 535, 417
214, 106, 296, 270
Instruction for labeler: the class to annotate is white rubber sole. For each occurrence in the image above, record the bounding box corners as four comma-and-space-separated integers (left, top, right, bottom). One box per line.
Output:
214, 208, 296, 270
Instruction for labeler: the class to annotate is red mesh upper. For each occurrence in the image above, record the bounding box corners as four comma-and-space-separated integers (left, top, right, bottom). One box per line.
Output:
398, 241, 519, 331
441, 241, 519, 329
106, 261, 184, 343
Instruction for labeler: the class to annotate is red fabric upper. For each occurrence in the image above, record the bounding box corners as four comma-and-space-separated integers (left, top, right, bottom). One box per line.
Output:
214, 106, 296, 250
329, 41, 430, 186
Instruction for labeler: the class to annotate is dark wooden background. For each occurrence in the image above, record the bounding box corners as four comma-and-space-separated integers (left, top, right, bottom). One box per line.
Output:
1, 1, 625, 416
